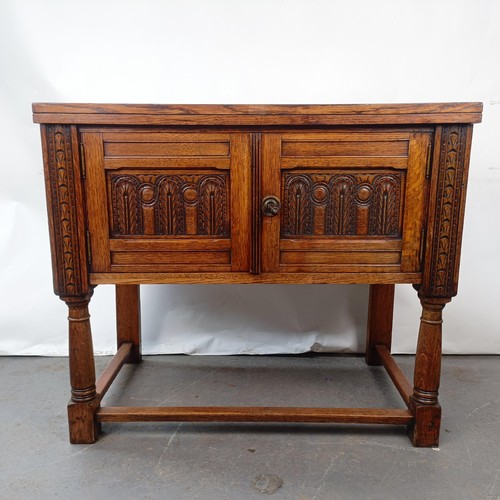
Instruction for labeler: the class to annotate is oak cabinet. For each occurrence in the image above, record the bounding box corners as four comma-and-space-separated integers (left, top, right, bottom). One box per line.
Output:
33, 103, 482, 447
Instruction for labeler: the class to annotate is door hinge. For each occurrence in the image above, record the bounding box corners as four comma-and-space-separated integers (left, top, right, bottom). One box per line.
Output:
251, 135, 256, 168
419, 227, 426, 265
425, 141, 433, 179
85, 230, 92, 265
79, 142, 86, 179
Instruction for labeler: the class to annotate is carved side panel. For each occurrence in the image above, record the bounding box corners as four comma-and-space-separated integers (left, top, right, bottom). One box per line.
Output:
108, 173, 229, 237
281, 172, 403, 237
422, 125, 471, 297
43, 125, 87, 296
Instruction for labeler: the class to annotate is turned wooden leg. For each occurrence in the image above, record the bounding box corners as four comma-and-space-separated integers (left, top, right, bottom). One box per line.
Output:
365, 284, 395, 365
64, 294, 100, 444
408, 296, 450, 447
116, 285, 142, 363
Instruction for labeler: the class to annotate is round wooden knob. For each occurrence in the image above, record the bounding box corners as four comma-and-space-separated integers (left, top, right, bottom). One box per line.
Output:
262, 196, 281, 217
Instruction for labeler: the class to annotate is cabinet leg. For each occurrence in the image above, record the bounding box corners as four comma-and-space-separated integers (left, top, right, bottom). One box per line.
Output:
365, 284, 395, 365
65, 294, 100, 444
116, 284, 142, 363
408, 297, 449, 447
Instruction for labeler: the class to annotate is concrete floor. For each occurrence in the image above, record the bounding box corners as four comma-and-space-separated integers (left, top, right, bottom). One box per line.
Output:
1, 354, 499, 500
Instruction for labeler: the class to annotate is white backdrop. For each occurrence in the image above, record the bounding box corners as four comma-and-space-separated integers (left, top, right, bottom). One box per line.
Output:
1, 0, 499, 356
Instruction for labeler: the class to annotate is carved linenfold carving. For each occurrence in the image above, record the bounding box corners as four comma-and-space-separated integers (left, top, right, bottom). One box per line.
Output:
424, 126, 469, 297
281, 172, 403, 237
157, 177, 185, 235
112, 176, 142, 235
109, 173, 229, 237
283, 175, 314, 235
197, 176, 227, 235
326, 176, 356, 235
369, 176, 401, 236
45, 125, 86, 296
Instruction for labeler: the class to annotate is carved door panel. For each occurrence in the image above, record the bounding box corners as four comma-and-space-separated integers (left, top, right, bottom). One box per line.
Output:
83, 131, 251, 273
261, 132, 432, 274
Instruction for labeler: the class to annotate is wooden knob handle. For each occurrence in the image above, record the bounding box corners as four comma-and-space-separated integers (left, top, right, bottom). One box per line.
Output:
262, 196, 281, 217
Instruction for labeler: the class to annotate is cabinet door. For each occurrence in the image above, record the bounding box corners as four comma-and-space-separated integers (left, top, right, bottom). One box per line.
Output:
261, 131, 431, 275
83, 131, 251, 273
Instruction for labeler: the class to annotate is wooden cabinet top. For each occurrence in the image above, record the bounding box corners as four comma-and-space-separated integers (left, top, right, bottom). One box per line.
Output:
32, 102, 483, 125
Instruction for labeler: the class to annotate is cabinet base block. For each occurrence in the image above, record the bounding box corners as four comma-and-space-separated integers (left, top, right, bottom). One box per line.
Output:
67, 401, 101, 444
407, 403, 441, 447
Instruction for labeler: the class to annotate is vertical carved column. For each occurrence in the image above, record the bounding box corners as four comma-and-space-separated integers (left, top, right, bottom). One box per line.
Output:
42, 125, 98, 443
420, 125, 472, 299
410, 125, 473, 446
42, 125, 89, 296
